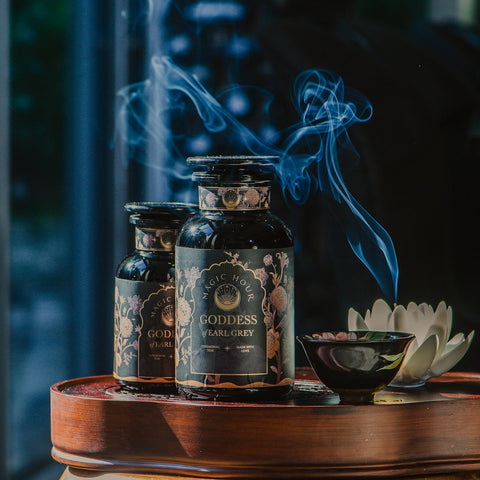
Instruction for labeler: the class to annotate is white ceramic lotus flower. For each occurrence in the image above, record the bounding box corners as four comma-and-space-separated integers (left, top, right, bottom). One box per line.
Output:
348, 299, 475, 387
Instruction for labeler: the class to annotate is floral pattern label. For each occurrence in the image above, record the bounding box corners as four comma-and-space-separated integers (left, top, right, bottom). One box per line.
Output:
198, 186, 270, 210
175, 247, 294, 389
114, 279, 175, 383
135, 227, 178, 252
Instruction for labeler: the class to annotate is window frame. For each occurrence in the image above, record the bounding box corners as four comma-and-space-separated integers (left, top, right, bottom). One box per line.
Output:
1, 0, 10, 478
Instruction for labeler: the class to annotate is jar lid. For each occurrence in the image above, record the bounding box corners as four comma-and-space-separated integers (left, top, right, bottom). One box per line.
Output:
188, 155, 277, 185
187, 155, 278, 167
125, 202, 197, 226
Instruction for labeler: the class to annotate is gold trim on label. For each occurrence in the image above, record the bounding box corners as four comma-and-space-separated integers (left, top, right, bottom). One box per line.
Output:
113, 373, 175, 383
175, 377, 295, 388
189, 258, 268, 377
198, 186, 271, 211
135, 227, 178, 251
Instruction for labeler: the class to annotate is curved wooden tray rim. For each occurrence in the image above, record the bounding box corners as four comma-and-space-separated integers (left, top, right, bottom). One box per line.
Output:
51, 448, 480, 479
50, 371, 480, 408
51, 372, 480, 479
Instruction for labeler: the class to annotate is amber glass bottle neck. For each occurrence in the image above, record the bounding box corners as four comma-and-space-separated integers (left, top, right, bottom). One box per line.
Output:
134, 226, 178, 252
198, 185, 271, 211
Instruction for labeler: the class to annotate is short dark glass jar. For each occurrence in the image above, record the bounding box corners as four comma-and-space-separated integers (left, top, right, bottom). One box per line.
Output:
114, 202, 196, 393
175, 156, 295, 400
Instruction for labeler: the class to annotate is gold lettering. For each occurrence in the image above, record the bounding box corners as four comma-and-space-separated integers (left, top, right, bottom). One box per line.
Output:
147, 329, 173, 338
150, 340, 174, 348
230, 329, 254, 337
207, 329, 230, 337
198, 314, 258, 326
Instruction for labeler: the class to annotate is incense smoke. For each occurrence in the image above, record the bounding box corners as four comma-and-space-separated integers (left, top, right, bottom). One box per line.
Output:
116, 52, 398, 302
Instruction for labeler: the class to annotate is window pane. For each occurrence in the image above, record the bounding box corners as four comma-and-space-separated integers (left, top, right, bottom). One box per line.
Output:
9, 0, 70, 478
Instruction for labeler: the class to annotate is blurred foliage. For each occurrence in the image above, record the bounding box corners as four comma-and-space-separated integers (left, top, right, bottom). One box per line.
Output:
354, 0, 427, 31
10, 0, 70, 214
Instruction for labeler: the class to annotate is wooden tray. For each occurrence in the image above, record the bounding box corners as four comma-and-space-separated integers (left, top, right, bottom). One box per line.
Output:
51, 370, 480, 478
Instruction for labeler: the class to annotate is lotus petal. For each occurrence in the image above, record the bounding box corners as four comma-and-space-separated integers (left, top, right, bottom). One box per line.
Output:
348, 308, 368, 331
430, 331, 475, 376
402, 337, 419, 365
347, 299, 474, 387
431, 301, 450, 355
444, 304, 453, 343
442, 332, 465, 354
368, 299, 392, 331
418, 302, 435, 317
423, 324, 448, 364
363, 308, 372, 326
406, 302, 431, 344
400, 334, 438, 380
392, 305, 410, 333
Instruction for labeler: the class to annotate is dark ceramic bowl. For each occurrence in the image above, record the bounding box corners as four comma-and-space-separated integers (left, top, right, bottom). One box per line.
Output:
297, 331, 415, 404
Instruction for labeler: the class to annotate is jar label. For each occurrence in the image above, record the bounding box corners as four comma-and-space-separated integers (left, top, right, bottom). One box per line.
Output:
114, 279, 175, 383
135, 227, 178, 252
198, 186, 270, 210
175, 247, 295, 389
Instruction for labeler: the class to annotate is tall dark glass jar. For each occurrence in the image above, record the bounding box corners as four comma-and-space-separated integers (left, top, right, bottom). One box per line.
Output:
114, 202, 196, 393
175, 156, 295, 400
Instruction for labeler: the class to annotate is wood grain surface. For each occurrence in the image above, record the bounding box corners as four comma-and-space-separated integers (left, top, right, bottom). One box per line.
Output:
51, 370, 480, 479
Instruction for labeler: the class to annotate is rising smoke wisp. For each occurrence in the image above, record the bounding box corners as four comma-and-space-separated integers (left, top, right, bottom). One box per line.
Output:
116, 55, 398, 301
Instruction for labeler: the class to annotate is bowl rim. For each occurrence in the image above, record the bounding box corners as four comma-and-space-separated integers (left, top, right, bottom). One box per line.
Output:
297, 331, 415, 344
